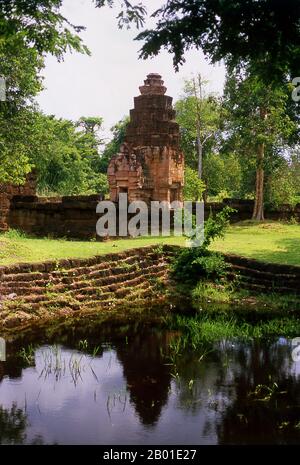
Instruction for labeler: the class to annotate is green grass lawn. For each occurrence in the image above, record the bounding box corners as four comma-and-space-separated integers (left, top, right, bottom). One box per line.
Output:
211, 221, 300, 266
0, 221, 299, 266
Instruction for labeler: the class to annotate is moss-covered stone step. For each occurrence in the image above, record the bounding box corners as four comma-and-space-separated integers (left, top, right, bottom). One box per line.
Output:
0, 261, 168, 296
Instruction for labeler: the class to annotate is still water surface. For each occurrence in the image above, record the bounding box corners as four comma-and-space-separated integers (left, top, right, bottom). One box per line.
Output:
0, 320, 300, 444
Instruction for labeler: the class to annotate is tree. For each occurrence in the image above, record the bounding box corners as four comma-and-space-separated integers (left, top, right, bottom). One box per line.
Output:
203, 152, 242, 200
99, 117, 129, 173
77, 117, 103, 136
175, 77, 224, 200
134, 0, 300, 83
223, 71, 297, 220
0, 0, 89, 59
0, 37, 44, 183
26, 113, 108, 195
0, 1, 90, 184
266, 150, 300, 208
94, 1, 147, 29
175, 77, 221, 174
183, 167, 205, 201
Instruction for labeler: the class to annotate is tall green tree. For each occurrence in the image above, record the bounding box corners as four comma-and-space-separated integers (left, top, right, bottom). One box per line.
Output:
0, 38, 44, 183
175, 77, 232, 199
183, 167, 205, 201
0, 1, 89, 184
0, 1, 89, 58
266, 150, 300, 208
25, 113, 108, 195
134, 0, 300, 84
223, 71, 297, 220
175, 77, 221, 174
94, 1, 146, 29
77, 117, 103, 136
203, 152, 242, 200
97, 1, 300, 83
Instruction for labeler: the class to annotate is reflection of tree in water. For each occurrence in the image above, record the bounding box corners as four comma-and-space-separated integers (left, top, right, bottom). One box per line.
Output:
0, 403, 27, 445
115, 330, 172, 426
0, 359, 23, 382
165, 339, 300, 444
0, 403, 46, 445
216, 340, 300, 444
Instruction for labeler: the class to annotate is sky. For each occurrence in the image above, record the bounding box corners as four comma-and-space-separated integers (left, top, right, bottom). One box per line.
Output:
37, 0, 226, 139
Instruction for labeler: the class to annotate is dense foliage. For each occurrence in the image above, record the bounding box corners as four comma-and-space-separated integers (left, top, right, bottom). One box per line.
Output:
0, 0, 299, 214
0, 0, 89, 184
135, 0, 300, 84
28, 114, 108, 195
172, 206, 234, 283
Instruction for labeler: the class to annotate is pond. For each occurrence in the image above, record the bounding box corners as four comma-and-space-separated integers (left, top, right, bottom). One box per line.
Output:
0, 313, 300, 445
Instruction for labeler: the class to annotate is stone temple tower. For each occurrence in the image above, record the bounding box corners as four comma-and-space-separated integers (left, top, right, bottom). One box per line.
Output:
107, 73, 184, 204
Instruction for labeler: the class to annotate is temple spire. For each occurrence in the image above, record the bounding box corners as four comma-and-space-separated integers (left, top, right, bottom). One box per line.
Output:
139, 73, 167, 95
108, 73, 184, 204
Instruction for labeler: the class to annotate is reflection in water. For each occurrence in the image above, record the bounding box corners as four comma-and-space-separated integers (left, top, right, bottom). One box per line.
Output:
0, 324, 300, 444
216, 340, 300, 444
116, 331, 171, 426
0, 403, 27, 445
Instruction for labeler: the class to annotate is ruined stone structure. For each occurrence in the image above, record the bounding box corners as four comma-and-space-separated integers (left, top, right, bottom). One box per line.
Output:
107, 74, 184, 204
0, 69, 299, 239
0, 171, 37, 232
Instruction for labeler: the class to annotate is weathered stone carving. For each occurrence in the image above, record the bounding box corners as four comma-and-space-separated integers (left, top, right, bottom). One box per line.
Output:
108, 73, 184, 204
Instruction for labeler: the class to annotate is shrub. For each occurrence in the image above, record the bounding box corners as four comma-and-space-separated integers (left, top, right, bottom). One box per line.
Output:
172, 206, 234, 283
171, 249, 227, 282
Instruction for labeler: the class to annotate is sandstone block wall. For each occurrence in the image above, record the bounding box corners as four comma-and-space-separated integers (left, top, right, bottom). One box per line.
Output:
5, 196, 300, 240
210, 199, 300, 222
0, 171, 37, 232
9, 194, 103, 239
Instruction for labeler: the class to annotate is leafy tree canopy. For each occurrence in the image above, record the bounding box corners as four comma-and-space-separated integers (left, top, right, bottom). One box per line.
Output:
94, 0, 147, 29
97, 1, 300, 83
0, 0, 89, 58
0, 36, 44, 183
27, 113, 108, 195
136, 0, 300, 82
175, 78, 222, 170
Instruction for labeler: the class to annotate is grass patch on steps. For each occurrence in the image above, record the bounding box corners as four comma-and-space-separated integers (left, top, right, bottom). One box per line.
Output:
191, 281, 300, 312
0, 221, 299, 266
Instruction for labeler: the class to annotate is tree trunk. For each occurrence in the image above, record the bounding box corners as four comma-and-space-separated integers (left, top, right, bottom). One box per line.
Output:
197, 139, 202, 179
193, 75, 203, 180
252, 108, 267, 221
252, 143, 265, 221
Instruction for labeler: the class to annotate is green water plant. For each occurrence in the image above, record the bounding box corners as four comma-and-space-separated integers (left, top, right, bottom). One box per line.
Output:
19, 344, 35, 365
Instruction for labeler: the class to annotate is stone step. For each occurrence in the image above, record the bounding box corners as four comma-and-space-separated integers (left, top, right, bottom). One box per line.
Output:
73, 281, 152, 303
1, 269, 167, 307
0, 255, 168, 286
0, 246, 173, 278
225, 254, 300, 277
19, 279, 156, 312
81, 285, 156, 310
229, 264, 300, 284
236, 279, 300, 295
227, 270, 300, 289
0, 263, 168, 296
